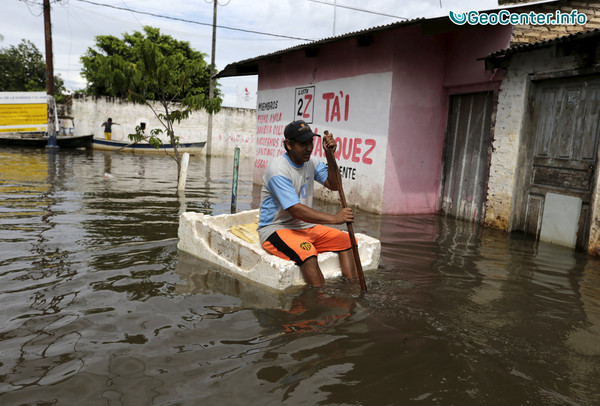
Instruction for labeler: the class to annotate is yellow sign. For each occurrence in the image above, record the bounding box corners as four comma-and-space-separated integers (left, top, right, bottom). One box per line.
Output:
0, 92, 48, 133
0, 127, 45, 133
0, 103, 47, 124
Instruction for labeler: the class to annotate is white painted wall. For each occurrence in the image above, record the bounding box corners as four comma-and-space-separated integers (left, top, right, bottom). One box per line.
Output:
72, 95, 256, 157
484, 57, 531, 231
254, 73, 392, 213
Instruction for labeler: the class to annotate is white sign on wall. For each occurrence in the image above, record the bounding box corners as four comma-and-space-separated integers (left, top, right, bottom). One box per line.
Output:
236, 85, 257, 109
294, 86, 315, 123
255, 72, 392, 212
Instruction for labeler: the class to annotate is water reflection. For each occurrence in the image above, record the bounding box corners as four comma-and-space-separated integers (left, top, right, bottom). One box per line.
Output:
176, 251, 299, 310
176, 251, 369, 403
568, 258, 600, 355
0, 147, 599, 404
2, 150, 79, 393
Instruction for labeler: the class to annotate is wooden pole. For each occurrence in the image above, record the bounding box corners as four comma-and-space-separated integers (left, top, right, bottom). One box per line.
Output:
178, 152, 190, 192
206, 0, 217, 157
43, 0, 57, 148
324, 131, 367, 292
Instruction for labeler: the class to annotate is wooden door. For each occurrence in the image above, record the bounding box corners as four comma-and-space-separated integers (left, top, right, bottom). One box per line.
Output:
516, 76, 600, 249
441, 91, 494, 223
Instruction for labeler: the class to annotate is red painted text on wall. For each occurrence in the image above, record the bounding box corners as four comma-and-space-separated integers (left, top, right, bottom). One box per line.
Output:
312, 135, 376, 165
322, 91, 350, 122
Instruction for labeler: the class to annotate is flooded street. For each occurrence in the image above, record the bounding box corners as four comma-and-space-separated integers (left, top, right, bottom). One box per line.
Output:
1, 147, 599, 405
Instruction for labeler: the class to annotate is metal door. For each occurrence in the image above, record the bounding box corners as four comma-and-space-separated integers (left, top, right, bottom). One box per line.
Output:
516, 76, 600, 249
441, 91, 494, 223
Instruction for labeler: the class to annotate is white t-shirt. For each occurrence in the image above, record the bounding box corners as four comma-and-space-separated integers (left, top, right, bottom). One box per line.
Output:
258, 152, 328, 244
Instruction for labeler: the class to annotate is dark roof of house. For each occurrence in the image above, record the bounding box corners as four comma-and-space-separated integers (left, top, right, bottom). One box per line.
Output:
215, 0, 563, 79
484, 28, 600, 68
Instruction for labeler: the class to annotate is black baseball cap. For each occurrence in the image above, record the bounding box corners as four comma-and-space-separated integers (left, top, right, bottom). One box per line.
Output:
284, 120, 320, 142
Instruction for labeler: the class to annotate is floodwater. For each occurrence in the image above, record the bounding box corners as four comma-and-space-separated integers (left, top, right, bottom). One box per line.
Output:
1, 147, 599, 406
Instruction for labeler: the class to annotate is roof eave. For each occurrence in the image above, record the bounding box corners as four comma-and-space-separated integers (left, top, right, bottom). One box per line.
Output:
215, 16, 432, 79
216, 62, 259, 79
483, 28, 600, 70
215, 0, 568, 79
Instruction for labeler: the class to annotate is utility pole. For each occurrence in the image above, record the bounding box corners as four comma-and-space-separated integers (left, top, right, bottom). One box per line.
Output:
206, 0, 217, 157
333, 0, 337, 36
43, 0, 58, 148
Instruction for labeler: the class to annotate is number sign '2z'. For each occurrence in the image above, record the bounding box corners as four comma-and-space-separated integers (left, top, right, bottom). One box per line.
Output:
295, 86, 315, 123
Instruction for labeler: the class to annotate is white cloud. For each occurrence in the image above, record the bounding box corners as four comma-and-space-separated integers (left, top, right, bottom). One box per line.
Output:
2, 0, 498, 107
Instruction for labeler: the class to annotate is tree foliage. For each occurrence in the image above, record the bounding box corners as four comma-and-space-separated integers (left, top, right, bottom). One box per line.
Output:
81, 26, 220, 101
0, 39, 66, 102
81, 26, 222, 181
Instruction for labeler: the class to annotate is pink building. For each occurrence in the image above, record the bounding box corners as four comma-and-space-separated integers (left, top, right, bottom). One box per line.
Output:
218, 16, 513, 220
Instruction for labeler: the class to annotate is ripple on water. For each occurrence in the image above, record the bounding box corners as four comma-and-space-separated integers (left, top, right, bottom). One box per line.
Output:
0, 149, 599, 405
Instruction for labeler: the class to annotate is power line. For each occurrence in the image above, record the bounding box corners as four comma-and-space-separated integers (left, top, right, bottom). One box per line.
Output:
73, 0, 315, 42
307, 0, 408, 20
18, 0, 45, 17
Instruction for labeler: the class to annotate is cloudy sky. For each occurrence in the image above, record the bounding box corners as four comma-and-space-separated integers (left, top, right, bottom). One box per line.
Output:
3, 0, 499, 107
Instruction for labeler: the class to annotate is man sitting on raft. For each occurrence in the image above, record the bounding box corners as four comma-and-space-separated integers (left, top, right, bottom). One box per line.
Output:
258, 119, 358, 286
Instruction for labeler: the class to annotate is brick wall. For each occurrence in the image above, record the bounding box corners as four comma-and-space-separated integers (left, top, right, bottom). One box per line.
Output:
502, 0, 600, 44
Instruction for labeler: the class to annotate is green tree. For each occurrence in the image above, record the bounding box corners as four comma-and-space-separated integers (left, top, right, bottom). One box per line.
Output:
81, 26, 221, 181
0, 39, 66, 102
81, 26, 220, 101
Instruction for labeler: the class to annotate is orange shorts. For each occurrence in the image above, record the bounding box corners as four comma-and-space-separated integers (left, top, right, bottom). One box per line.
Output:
262, 225, 351, 265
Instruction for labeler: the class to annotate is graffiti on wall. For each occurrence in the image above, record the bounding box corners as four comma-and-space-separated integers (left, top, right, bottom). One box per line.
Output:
254, 72, 392, 205
217, 132, 254, 145
255, 75, 390, 179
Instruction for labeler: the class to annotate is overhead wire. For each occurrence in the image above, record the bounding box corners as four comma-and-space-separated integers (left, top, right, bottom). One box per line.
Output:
18, 0, 44, 17
73, 0, 316, 42
16, 0, 315, 93
204, 0, 232, 6
306, 0, 408, 20
65, 1, 75, 91
119, 0, 144, 27
56, 0, 97, 91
